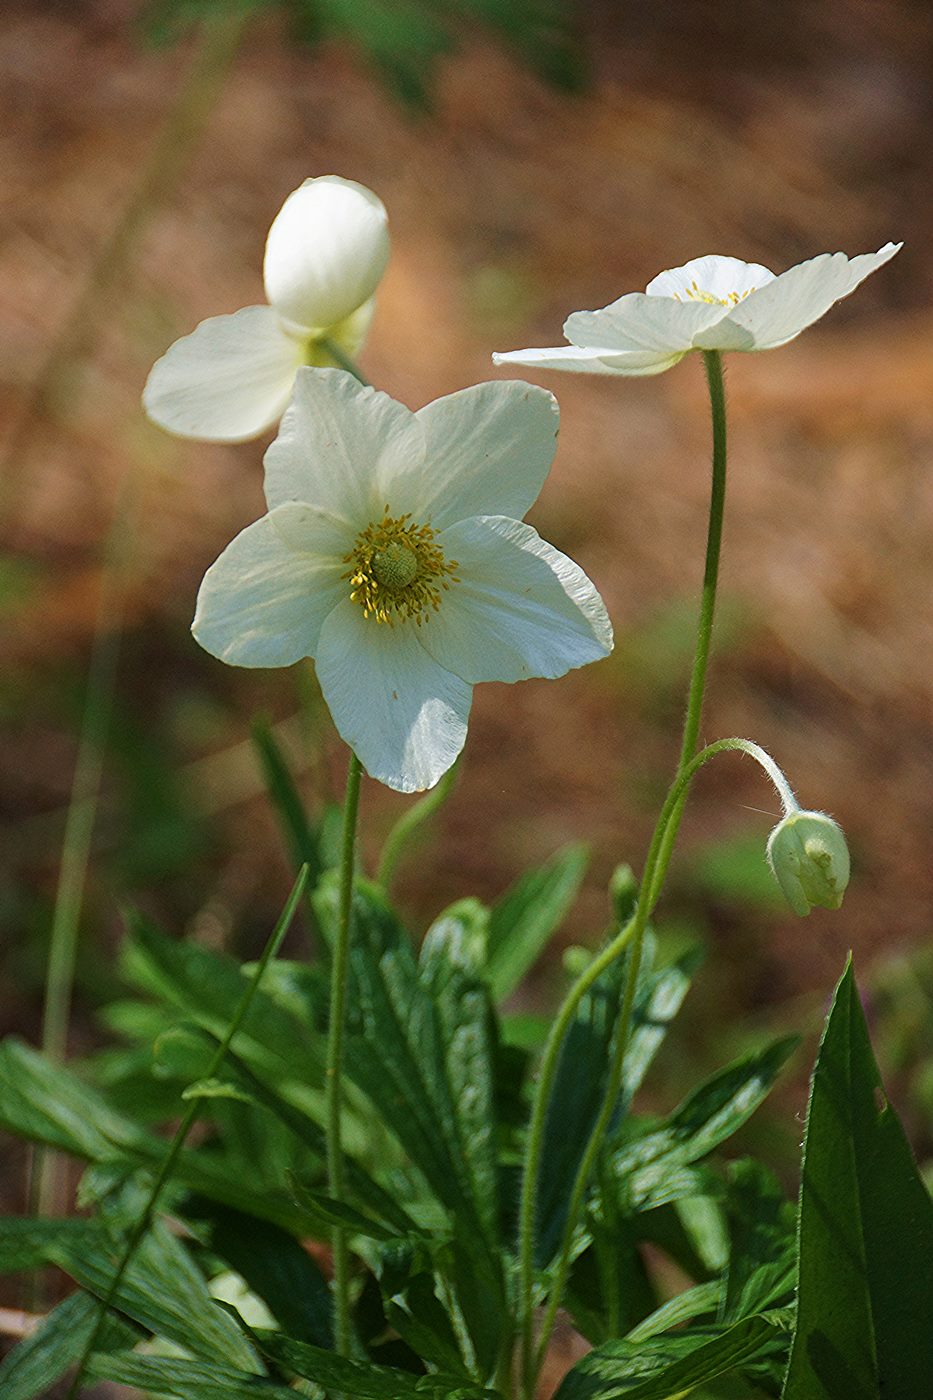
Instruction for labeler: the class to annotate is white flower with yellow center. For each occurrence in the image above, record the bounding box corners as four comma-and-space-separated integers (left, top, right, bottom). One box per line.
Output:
143, 176, 389, 442
493, 245, 901, 377
193, 369, 613, 792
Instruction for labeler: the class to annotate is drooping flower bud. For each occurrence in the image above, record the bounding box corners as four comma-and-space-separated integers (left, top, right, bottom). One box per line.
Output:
766, 810, 850, 917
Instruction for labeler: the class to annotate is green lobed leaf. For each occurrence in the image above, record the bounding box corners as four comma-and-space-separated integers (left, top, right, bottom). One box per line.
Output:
611, 1036, 799, 1212
783, 959, 933, 1399
0, 1291, 136, 1400
485, 843, 588, 1003
555, 1311, 791, 1399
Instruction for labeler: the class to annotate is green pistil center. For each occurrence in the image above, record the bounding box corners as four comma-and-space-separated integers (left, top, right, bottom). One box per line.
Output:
344, 510, 459, 626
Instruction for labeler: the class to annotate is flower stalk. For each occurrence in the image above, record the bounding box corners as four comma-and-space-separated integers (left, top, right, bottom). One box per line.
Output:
326, 751, 364, 1359
518, 350, 729, 1398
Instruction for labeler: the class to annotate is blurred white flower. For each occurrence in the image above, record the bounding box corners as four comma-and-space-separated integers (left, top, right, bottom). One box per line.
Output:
193, 369, 612, 792
144, 176, 389, 442
493, 245, 901, 378
767, 809, 850, 917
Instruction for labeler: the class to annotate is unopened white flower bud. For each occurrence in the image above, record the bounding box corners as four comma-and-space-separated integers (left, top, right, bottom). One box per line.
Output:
766, 810, 850, 917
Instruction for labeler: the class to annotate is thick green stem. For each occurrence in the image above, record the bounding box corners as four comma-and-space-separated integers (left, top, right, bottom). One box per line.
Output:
67, 867, 308, 1398
326, 752, 364, 1361
518, 351, 729, 1398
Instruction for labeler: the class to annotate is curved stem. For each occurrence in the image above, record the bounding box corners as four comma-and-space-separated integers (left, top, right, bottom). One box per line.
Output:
377, 760, 459, 892
326, 751, 364, 1361
529, 736, 797, 1375
67, 867, 308, 1398
518, 350, 729, 1398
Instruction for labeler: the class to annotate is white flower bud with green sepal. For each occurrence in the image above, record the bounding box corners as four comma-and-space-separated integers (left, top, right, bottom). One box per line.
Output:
766, 810, 851, 917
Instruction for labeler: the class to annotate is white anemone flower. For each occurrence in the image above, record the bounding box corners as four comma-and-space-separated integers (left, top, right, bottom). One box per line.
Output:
143, 176, 390, 442
493, 244, 901, 378
193, 369, 613, 792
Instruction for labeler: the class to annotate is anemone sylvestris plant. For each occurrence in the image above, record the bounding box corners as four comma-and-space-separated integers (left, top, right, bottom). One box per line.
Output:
1, 182, 930, 1400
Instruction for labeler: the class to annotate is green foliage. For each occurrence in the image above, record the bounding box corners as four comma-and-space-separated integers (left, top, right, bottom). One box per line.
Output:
783, 959, 933, 1399
0, 1293, 135, 1400
486, 841, 589, 1002
140, 0, 584, 109
555, 1311, 792, 1399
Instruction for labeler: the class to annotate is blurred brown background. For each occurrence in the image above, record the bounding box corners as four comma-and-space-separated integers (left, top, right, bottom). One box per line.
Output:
1, 0, 932, 1220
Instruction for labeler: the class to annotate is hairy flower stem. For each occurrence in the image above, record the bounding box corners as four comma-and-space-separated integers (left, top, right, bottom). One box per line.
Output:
326, 752, 363, 1364
517, 351, 728, 1399
66, 867, 308, 1399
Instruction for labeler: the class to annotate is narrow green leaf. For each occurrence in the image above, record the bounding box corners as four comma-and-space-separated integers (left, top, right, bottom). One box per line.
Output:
485, 843, 588, 1002
287, 1177, 401, 1242
122, 914, 323, 1080
87, 1352, 295, 1398
419, 904, 499, 1243
0, 1292, 135, 1400
255, 1330, 498, 1397
625, 1279, 722, 1343
555, 1311, 791, 1399
251, 716, 324, 885
720, 1159, 795, 1323
0, 1218, 256, 1366
783, 959, 933, 1399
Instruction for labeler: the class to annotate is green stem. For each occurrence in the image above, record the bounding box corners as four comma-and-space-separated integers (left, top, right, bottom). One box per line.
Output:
67, 866, 308, 1398
319, 339, 371, 386
377, 760, 459, 892
529, 736, 794, 1375
517, 350, 729, 1398
326, 752, 364, 1361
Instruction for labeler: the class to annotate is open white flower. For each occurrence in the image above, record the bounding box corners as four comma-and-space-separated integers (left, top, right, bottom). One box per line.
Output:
193, 369, 612, 792
493, 244, 901, 378
144, 176, 389, 442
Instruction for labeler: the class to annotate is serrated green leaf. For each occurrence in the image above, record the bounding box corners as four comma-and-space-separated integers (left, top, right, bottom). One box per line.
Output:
783, 959, 933, 1399
87, 1351, 296, 1398
555, 1311, 791, 1399
486, 843, 588, 1003
255, 1330, 497, 1397
0, 1291, 136, 1400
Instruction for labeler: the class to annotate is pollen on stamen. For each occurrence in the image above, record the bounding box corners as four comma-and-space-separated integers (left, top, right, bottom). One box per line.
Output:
673, 278, 756, 307
343, 511, 459, 625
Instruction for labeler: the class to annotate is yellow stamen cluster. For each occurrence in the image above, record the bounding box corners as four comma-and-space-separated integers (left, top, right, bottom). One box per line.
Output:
344, 509, 459, 625
673, 279, 755, 306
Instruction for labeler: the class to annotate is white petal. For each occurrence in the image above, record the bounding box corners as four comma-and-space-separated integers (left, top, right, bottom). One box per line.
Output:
263, 368, 424, 528
379, 380, 558, 531
565, 293, 727, 353
315, 600, 472, 793
192, 505, 347, 668
713, 243, 902, 351
492, 344, 686, 376
143, 306, 302, 443
418, 516, 613, 684
263, 176, 390, 333
646, 255, 775, 301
